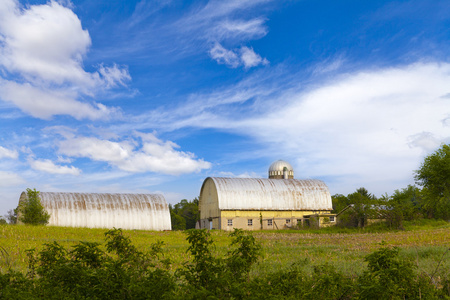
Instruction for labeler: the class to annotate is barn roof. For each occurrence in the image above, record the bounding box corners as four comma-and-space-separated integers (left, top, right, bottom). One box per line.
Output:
20, 192, 171, 231
204, 177, 332, 211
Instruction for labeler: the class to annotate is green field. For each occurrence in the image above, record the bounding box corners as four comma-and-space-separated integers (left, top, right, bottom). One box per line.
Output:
1, 221, 450, 277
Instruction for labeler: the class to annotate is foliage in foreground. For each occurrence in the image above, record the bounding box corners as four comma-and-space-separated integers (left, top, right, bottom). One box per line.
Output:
0, 229, 449, 299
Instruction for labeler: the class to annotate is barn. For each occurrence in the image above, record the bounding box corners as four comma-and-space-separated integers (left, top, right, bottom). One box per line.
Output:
18, 192, 171, 231
198, 160, 335, 230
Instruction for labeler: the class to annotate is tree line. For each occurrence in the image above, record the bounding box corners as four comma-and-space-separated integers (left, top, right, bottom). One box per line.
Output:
169, 198, 199, 230
333, 144, 450, 229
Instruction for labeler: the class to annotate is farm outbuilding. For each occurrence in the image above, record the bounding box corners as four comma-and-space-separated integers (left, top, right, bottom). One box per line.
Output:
18, 192, 171, 231
198, 160, 335, 230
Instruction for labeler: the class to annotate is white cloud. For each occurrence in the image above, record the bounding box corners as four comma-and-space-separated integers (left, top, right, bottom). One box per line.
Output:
407, 132, 442, 152
57, 132, 211, 175
148, 61, 450, 195
0, 170, 24, 187
166, 0, 272, 66
29, 158, 81, 175
242, 62, 450, 193
209, 43, 240, 68
240, 46, 269, 68
0, 80, 119, 120
0, 0, 92, 86
0, 0, 130, 120
59, 137, 133, 162
56, 156, 72, 164
0, 146, 18, 159
209, 43, 268, 69
214, 18, 267, 41
98, 64, 132, 88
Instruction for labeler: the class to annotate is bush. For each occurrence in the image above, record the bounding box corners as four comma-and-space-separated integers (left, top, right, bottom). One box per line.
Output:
24, 228, 176, 299
177, 229, 261, 298
357, 245, 437, 299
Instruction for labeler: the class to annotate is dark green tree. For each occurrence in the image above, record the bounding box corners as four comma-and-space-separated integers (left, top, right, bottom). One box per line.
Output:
415, 144, 450, 219
331, 194, 349, 214
18, 188, 50, 225
383, 185, 422, 229
170, 198, 199, 230
170, 204, 187, 230
337, 188, 376, 228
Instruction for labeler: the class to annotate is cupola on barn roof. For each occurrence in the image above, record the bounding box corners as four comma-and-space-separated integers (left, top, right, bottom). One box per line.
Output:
268, 159, 294, 179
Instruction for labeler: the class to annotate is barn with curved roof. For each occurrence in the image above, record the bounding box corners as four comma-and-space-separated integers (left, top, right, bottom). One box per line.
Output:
198, 160, 335, 230
18, 192, 171, 231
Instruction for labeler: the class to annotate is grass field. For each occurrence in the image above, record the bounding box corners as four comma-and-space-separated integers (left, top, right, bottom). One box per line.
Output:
1, 220, 449, 278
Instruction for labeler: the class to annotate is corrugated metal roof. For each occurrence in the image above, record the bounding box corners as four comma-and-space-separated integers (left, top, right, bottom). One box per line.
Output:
26, 192, 171, 231
208, 177, 332, 211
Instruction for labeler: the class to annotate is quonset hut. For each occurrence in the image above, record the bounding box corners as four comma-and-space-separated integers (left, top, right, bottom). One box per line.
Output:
198, 160, 335, 230
18, 192, 171, 231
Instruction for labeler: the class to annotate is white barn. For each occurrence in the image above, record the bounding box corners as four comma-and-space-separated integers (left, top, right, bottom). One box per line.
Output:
198, 160, 335, 230
19, 192, 171, 231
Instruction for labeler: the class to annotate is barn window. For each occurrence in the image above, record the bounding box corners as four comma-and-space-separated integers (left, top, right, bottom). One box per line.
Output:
248, 219, 253, 226
228, 219, 233, 226
330, 216, 335, 222
297, 219, 302, 224
268, 219, 273, 226
286, 219, 291, 224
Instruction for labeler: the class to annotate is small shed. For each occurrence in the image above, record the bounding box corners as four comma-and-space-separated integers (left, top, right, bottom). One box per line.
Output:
18, 192, 171, 231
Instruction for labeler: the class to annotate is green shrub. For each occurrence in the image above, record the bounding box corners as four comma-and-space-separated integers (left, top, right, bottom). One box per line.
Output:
23, 229, 176, 299
177, 229, 262, 299
357, 245, 437, 299
18, 189, 49, 225
247, 261, 354, 299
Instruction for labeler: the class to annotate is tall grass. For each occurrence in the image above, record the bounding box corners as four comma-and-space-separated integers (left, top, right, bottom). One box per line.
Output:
1, 220, 449, 277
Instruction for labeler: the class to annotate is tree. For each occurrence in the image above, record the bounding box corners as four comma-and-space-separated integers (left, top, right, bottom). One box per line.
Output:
18, 188, 50, 225
170, 198, 199, 230
415, 144, 450, 219
331, 194, 349, 214
170, 204, 187, 230
337, 188, 376, 228
5, 209, 18, 224
383, 185, 422, 229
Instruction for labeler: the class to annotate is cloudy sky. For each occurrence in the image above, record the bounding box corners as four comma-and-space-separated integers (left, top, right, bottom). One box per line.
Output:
0, 0, 449, 215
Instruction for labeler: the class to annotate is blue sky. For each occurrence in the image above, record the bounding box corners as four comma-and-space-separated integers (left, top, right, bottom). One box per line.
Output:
1, 0, 450, 215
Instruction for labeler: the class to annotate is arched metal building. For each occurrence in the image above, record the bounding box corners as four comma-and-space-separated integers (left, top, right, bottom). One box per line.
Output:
18, 192, 171, 231
198, 160, 335, 230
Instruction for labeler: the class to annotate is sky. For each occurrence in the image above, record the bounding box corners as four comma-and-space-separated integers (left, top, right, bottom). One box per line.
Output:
0, 0, 449, 215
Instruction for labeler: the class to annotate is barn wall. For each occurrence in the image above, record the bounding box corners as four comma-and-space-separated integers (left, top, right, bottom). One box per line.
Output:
19, 192, 171, 231
199, 178, 221, 228
219, 210, 331, 231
